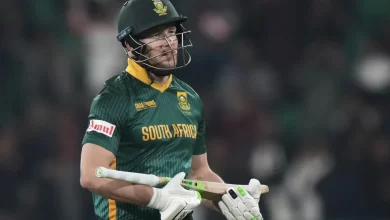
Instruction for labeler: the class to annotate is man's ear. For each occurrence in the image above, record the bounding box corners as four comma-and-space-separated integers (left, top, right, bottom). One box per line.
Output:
124, 42, 136, 58
124, 42, 132, 51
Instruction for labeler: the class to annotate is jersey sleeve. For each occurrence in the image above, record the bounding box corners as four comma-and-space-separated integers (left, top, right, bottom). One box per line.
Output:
82, 88, 128, 155
193, 103, 207, 155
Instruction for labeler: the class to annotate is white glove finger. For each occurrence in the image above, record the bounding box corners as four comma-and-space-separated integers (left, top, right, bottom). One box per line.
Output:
236, 216, 246, 220
218, 201, 235, 220
224, 211, 236, 220
218, 201, 228, 213
237, 200, 248, 213
250, 207, 262, 219
222, 188, 240, 208
243, 212, 255, 220
165, 172, 186, 189
236, 186, 251, 200
230, 206, 244, 219
220, 200, 248, 220
225, 188, 251, 218
245, 198, 259, 212
235, 186, 259, 210
160, 200, 186, 220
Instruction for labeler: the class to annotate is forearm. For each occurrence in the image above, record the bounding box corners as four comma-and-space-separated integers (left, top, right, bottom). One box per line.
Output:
189, 166, 224, 182
93, 179, 154, 206
81, 167, 153, 206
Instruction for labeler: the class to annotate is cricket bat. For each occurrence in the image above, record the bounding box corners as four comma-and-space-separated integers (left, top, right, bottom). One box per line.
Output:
95, 167, 269, 201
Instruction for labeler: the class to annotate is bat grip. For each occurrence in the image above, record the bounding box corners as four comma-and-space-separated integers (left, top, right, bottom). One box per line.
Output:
96, 167, 160, 187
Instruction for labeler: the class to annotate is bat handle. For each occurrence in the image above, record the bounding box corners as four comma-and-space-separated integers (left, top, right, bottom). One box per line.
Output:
96, 167, 161, 187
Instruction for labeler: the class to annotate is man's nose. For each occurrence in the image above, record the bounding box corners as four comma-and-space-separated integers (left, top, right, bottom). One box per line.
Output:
162, 36, 175, 48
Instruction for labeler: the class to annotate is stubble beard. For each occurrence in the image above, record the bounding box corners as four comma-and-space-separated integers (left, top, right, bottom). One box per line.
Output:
149, 49, 178, 69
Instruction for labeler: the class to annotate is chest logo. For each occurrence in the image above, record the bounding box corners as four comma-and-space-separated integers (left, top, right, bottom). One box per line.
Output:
177, 91, 191, 112
135, 100, 157, 111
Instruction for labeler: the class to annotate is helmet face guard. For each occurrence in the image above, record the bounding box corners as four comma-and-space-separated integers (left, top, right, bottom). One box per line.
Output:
118, 25, 193, 74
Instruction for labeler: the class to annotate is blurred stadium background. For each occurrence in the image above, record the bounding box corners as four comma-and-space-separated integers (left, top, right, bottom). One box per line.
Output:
1, 0, 390, 219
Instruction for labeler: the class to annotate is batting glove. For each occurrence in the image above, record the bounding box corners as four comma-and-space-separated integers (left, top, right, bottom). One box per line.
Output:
218, 186, 263, 220
243, 179, 262, 204
147, 172, 201, 220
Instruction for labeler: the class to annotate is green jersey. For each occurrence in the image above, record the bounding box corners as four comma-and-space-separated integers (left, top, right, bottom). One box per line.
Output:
82, 59, 207, 220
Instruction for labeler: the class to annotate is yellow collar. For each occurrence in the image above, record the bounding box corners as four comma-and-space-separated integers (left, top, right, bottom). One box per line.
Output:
125, 59, 172, 93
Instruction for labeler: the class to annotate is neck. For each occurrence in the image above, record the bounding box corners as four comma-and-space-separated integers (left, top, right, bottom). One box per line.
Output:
149, 72, 170, 85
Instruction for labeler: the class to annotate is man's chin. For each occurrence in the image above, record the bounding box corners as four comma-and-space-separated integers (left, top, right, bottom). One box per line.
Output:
151, 59, 178, 69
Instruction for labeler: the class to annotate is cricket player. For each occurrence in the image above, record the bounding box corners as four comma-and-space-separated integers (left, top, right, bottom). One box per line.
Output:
80, 0, 264, 219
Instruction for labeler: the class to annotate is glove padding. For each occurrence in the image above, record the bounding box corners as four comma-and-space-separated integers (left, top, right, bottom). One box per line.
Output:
243, 179, 262, 204
218, 180, 263, 220
147, 172, 201, 220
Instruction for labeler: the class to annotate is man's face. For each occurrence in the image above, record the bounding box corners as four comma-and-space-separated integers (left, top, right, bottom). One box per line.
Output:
139, 24, 178, 69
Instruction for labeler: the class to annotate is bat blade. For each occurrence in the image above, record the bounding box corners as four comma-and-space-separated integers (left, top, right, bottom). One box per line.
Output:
179, 179, 269, 201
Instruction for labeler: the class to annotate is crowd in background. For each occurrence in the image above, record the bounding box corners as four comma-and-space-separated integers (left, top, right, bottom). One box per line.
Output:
1, 0, 389, 220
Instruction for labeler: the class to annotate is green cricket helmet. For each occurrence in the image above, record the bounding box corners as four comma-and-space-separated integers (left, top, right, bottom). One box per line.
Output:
116, 0, 192, 75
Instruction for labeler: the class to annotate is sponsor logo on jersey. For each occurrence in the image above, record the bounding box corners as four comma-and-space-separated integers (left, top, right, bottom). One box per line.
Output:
152, 0, 167, 16
177, 92, 191, 113
135, 100, 157, 111
141, 123, 197, 141
87, 119, 116, 137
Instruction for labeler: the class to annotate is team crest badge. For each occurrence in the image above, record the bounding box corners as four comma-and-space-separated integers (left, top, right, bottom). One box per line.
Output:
177, 91, 191, 112
152, 0, 168, 16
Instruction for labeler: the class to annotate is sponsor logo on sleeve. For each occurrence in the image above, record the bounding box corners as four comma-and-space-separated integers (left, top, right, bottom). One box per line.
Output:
87, 119, 116, 137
